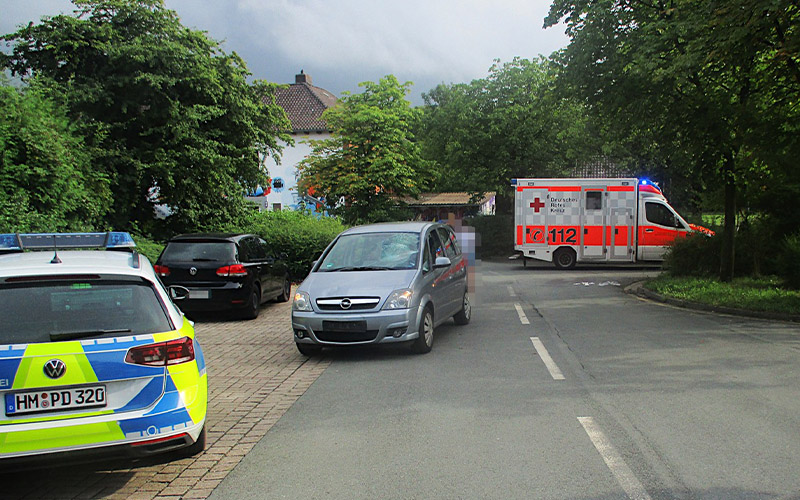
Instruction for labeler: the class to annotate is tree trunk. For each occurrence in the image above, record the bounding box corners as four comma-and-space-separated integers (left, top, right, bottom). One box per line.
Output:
719, 156, 736, 282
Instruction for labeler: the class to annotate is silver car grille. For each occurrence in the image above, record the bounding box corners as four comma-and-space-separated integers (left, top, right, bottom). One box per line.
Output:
316, 297, 380, 311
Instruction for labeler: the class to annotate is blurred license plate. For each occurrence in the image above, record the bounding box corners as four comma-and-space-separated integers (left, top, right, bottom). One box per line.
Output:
323, 320, 367, 332
189, 290, 209, 299
5, 385, 107, 416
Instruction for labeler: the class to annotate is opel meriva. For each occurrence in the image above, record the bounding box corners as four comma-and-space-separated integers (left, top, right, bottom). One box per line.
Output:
291, 222, 471, 355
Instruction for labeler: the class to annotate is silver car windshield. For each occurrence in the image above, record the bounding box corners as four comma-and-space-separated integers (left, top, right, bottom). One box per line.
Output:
318, 232, 420, 272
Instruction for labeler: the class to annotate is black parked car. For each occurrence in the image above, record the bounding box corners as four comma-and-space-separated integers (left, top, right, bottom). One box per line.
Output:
155, 233, 291, 319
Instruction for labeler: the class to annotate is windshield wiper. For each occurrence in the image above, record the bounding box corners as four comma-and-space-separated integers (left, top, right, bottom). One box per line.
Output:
50, 328, 132, 342
192, 258, 216, 262
324, 266, 393, 272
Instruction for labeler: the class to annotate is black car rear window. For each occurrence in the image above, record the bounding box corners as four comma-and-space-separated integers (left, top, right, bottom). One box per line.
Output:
0, 277, 172, 344
160, 241, 235, 263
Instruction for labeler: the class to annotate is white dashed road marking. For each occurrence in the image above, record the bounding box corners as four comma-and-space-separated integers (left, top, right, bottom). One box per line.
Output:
514, 303, 530, 324
578, 416, 652, 500
529, 337, 565, 380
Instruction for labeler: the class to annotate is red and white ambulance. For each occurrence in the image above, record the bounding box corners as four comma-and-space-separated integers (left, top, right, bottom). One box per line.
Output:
513, 178, 709, 268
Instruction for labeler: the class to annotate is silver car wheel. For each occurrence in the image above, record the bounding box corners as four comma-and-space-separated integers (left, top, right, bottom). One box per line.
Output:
423, 310, 434, 346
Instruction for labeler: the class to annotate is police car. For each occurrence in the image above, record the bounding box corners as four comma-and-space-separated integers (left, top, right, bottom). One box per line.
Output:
0, 232, 207, 464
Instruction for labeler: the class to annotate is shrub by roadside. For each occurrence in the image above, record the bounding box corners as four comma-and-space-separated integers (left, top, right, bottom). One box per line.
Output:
228, 210, 346, 280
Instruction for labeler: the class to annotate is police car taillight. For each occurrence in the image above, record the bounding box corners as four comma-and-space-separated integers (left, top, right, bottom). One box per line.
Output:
125, 337, 195, 366
153, 264, 170, 277
216, 264, 247, 277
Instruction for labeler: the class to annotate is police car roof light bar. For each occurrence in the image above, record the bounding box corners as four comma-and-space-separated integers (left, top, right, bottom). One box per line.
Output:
0, 232, 136, 251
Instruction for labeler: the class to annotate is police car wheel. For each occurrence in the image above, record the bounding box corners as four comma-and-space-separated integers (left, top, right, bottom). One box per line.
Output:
553, 248, 577, 269
411, 306, 434, 354
178, 427, 206, 458
453, 292, 471, 325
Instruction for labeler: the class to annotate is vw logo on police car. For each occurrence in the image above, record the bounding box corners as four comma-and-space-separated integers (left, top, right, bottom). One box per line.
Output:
339, 298, 352, 310
44, 359, 67, 379
189, 267, 198, 276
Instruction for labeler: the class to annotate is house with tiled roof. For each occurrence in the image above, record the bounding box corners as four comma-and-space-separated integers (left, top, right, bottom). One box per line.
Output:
250, 71, 337, 212
401, 192, 497, 221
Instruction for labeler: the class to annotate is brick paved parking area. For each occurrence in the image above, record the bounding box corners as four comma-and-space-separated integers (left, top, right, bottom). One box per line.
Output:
0, 293, 330, 500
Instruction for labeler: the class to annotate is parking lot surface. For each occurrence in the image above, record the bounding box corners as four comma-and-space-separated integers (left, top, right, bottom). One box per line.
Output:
1, 294, 330, 500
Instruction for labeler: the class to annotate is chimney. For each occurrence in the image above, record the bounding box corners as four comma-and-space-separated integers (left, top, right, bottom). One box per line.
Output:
295, 70, 311, 85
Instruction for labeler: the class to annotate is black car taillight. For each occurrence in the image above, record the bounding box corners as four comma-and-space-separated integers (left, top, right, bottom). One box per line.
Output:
125, 337, 195, 366
153, 264, 170, 277
216, 264, 247, 277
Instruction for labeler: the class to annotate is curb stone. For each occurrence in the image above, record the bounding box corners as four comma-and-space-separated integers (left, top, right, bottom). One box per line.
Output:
624, 281, 800, 323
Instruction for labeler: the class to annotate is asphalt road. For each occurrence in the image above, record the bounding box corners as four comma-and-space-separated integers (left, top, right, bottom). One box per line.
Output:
210, 259, 800, 500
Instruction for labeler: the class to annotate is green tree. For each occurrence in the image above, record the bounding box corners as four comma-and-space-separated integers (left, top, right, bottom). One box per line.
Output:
419, 57, 596, 210
1, 0, 290, 234
546, 0, 800, 281
0, 78, 110, 232
297, 75, 431, 225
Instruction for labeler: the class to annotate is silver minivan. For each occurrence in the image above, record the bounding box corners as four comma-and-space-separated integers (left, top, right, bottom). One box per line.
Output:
292, 222, 471, 355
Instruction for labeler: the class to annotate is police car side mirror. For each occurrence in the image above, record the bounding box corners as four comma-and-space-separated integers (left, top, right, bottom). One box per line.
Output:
169, 285, 190, 301
434, 256, 451, 269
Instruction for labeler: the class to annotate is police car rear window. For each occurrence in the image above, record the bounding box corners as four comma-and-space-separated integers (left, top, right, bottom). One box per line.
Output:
160, 241, 235, 263
0, 277, 172, 344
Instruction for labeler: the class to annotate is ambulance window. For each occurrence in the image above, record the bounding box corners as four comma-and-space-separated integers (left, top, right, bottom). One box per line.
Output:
586, 192, 602, 210
645, 202, 681, 228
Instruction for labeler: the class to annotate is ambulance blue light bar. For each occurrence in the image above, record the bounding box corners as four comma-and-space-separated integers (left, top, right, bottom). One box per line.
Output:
0, 232, 136, 251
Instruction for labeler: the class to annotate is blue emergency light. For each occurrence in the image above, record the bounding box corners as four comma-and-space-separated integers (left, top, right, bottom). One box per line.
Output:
0, 232, 136, 251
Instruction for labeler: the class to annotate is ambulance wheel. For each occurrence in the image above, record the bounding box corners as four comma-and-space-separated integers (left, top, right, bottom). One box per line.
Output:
553, 248, 577, 269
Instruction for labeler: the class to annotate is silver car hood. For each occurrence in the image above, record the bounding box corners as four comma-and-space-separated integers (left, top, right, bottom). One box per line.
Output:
301, 269, 417, 299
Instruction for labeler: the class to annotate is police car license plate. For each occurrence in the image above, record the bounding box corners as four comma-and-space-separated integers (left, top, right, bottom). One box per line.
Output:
5, 385, 107, 416
189, 290, 209, 299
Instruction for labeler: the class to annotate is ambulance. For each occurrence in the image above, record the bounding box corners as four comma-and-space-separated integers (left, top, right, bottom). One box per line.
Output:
513, 178, 709, 268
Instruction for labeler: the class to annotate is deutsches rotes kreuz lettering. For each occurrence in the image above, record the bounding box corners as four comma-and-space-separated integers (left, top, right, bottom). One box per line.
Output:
549, 196, 579, 214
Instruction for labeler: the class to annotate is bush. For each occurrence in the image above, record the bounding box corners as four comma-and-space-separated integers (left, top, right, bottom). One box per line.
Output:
229, 210, 347, 280
663, 232, 720, 276
778, 233, 800, 289
463, 214, 514, 259
133, 234, 166, 264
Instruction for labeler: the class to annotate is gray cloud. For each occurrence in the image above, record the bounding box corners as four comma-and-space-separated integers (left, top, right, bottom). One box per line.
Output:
1, 0, 569, 103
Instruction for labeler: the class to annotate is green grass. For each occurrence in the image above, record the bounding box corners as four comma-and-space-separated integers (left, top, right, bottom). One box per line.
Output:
645, 275, 800, 315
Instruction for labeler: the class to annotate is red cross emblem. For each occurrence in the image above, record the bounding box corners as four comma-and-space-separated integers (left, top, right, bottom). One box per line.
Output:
530, 197, 545, 213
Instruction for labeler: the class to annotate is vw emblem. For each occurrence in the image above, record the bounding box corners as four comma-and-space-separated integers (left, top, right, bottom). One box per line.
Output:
44, 359, 66, 379
339, 298, 352, 310
189, 267, 198, 276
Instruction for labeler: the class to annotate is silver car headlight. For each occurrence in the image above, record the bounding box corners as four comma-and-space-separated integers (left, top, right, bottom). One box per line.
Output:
293, 291, 313, 311
383, 289, 413, 310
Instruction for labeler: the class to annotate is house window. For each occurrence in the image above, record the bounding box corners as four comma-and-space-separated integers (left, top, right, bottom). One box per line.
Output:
272, 203, 282, 212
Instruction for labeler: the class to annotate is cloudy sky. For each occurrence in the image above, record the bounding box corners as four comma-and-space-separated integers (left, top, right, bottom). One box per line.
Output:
1, 0, 570, 105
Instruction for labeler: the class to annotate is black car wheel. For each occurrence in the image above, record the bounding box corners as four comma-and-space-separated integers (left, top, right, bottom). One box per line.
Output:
276, 275, 291, 303
242, 286, 261, 320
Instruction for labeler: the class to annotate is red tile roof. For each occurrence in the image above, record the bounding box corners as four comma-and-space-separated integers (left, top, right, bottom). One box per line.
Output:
403, 192, 496, 206
275, 72, 337, 133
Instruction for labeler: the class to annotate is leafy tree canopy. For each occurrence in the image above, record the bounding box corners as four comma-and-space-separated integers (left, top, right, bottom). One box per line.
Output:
419, 57, 596, 205
0, 77, 110, 232
1, 0, 291, 235
545, 0, 800, 280
297, 75, 431, 225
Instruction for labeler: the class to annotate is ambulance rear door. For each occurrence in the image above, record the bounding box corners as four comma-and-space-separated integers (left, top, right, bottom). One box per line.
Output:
515, 184, 550, 255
